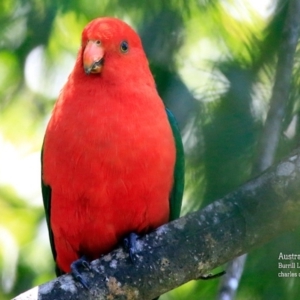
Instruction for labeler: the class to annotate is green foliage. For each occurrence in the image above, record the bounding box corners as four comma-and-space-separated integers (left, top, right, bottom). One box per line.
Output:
1, 0, 300, 299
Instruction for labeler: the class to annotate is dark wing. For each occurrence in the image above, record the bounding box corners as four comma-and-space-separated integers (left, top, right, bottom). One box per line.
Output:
166, 108, 185, 221
41, 144, 57, 263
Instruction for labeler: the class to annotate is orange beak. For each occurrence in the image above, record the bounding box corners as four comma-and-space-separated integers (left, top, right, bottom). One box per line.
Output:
83, 40, 104, 74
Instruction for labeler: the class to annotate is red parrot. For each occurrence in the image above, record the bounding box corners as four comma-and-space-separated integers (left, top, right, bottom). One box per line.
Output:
41, 17, 184, 289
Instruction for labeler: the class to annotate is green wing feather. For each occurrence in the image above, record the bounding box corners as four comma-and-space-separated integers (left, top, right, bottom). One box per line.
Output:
166, 108, 185, 221
41, 144, 57, 262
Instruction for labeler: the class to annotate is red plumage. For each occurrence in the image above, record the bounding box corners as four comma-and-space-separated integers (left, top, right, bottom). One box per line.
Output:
42, 18, 176, 273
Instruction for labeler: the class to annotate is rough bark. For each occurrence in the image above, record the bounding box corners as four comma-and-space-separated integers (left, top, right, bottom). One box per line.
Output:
13, 148, 300, 300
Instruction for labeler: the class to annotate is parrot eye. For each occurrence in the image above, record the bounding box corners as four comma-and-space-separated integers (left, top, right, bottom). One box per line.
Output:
95, 40, 101, 45
120, 41, 129, 53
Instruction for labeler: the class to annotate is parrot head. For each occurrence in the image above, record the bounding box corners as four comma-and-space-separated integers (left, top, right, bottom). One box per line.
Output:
80, 17, 148, 78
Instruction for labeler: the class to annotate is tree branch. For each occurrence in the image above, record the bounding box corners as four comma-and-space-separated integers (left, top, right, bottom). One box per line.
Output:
13, 148, 300, 300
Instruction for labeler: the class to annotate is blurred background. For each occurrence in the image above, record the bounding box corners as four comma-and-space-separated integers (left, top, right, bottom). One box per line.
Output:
1, 0, 300, 299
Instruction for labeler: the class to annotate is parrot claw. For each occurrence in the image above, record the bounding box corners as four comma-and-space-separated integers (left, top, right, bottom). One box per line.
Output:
124, 232, 139, 263
70, 256, 90, 289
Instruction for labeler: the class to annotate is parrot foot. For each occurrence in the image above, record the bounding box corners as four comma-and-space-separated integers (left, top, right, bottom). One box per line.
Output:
70, 256, 91, 289
197, 270, 226, 280
124, 232, 139, 263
